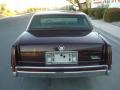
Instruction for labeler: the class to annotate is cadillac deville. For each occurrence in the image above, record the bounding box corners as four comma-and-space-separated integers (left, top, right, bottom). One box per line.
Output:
11, 11, 112, 77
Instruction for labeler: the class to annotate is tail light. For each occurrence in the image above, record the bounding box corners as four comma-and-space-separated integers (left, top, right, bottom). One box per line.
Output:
17, 46, 45, 66
11, 47, 16, 72
79, 51, 102, 61
107, 45, 112, 70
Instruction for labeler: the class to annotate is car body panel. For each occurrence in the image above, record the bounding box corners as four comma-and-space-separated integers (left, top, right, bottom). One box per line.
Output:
11, 11, 112, 77
16, 31, 104, 45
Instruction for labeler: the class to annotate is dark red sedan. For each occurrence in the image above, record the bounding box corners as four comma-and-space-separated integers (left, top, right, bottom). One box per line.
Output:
11, 11, 112, 77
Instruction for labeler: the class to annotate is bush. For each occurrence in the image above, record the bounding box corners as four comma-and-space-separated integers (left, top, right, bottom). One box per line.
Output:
2, 11, 17, 16
88, 8, 96, 17
94, 8, 105, 19
82, 9, 88, 15
68, 5, 76, 11
103, 8, 120, 22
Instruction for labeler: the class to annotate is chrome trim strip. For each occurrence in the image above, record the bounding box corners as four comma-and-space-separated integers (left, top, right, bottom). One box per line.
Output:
17, 71, 56, 74
64, 70, 106, 73
17, 70, 106, 74
46, 51, 78, 53
16, 65, 108, 69
13, 66, 110, 77
16, 70, 108, 77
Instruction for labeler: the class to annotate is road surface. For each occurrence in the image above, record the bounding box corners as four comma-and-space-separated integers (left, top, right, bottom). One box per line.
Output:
0, 14, 120, 90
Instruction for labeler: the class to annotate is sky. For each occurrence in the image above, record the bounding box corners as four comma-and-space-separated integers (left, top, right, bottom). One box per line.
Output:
0, 0, 71, 10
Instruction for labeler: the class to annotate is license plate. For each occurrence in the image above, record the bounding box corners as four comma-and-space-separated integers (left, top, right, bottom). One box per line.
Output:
45, 51, 78, 64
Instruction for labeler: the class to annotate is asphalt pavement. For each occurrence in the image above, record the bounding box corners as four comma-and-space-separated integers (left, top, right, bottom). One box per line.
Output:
91, 19, 120, 40
0, 14, 120, 90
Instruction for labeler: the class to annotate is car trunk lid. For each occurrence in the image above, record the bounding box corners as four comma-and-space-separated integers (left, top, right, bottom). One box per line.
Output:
16, 31, 105, 66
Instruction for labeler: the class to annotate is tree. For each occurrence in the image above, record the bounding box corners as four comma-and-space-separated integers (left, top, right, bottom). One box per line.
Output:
67, 0, 81, 11
60, 5, 76, 11
0, 4, 6, 13
85, 0, 92, 8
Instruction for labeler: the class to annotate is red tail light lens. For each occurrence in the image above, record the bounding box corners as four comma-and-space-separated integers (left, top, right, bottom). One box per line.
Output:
11, 47, 16, 72
107, 45, 112, 70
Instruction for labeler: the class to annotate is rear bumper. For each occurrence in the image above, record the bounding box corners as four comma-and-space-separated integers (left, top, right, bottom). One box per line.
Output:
13, 65, 110, 78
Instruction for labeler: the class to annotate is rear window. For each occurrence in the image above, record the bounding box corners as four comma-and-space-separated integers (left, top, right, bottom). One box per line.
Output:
29, 14, 91, 30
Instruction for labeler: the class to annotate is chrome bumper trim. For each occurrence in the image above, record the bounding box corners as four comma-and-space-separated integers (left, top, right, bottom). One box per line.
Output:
13, 72, 17, 76
16, 65, 108, 69
17, 71, 56, 74
13, 65, 109, 77
15, 70, 109, 78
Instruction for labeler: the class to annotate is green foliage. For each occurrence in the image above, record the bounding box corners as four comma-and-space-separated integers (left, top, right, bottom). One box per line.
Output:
2, 11, 16, 16
61, 5, 76, 11
0, 4, 6, 13
94, 8, 105, 19
0, 4, 18, 16
82, 9, 88, 15
69, 5, 76, 11
104, 8, 120, 22
26, 8, 46, 13
88, 8, 96, 17
67, 0, 76, 4
88, 7, 106, 19
97, 4, 109, 8
67, 0, 81, 11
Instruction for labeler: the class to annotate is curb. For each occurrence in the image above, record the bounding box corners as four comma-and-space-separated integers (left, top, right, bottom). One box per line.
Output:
0, 16, 8, 20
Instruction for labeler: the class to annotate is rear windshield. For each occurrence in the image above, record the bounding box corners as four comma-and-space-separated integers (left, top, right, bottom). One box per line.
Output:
29, 14, 91, 30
